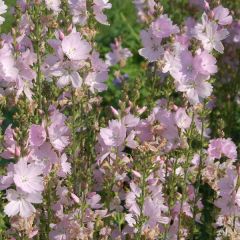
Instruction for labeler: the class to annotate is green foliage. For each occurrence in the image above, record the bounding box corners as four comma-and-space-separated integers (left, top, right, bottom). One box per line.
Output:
1, 0, 16, 33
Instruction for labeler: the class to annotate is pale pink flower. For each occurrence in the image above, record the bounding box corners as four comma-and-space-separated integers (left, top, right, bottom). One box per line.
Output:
213, 5, 232, 26
4, 189, 42, 218
178, 74, 213, 105
221, 138, 237, 160
68, 0, 87, 25
29, 142, 58, 175
125, 182, 141, 216
87, 192, 103, 209
46, 59, 83, 88
195, 20, 229, 53
29, 124, 46, 147
0, 0, 7, 25
125, 131, 138, 149
91, 51, 108, 73
106, 39, 132, 66
85, 71, 108, 93
175, 108, 192, 130
56, 68, 82, 89
0, 44, 18, 84
0, 125, 20, 159
93, 0, 112, 25
100, 120, 126, 147
15, 50, 37, 101
193, 51, 217, 76
215, 195, 239, 216
179, 50, 198, 81
154, 107, 179, 145
49, 219, 70, 240
208, 138, 237, 160
139, 29, 164, 62
143, 197, 169, 228
235, 188, 240, 208
48, 109, 70, 152
125, 213, 136, 227
162, 50, 181, 77
218, 169, 237, 195
13, 158, 43, 193
57, 154, 71, 178
61, 32, 91, 61
151, 14, 179, 38
0, 164, 14, 190
122, 114, 140, 128
45, 0, 61, 15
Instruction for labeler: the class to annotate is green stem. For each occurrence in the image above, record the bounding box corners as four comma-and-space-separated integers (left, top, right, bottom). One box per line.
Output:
177, 112, 195, 239
120, 13, 140, 43
71, 90, 78, 194
191, 104, 206, 237
34, 4, 43, 111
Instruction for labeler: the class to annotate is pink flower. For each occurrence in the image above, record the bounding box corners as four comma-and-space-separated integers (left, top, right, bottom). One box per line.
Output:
235, 188, 240, 208
45, 0, 61, 15
122, 114, 140, 128
87, 192, 103, 209
57, 154, 71, 178
61, 32, 91, 61
13, 158, 44, 193
4, 189, 42, 218
215, 195, 239, 216
68, 0, 87, 25
195, 20, 229, 53
208, 138, 237, 160
29, 124, 46, 147
143, 197, 169, 228
91, 51, 108, 73
154, 107, 179, 145
179, 50, 198, 81
106, 39, 132, 66
46, 58, 84, 89
208, 138, 222, 159
175, 108, 192, 130
85, 71, 108, 93
0, 44, 18, 84
193, 51, 217, 76
213, 5, 232, 26
29, 142, 58, 175
48, 109, 70, 152
139, 29, 164, 62
0, 125, 20, 159
15, 50, 37, 101
93, 0, 112, 25
221, 138, 237, 160
218, 169, 237, 195
178, 74, 213, 105
56, 67, 83, 88
0, 164, 14, 190
0, 0, 7, 25
162, 50, 181, 77
100, 120, 126, 147
151, 14, 179, 38
126, 131, 138, 149
125, 182, 141, 216
49, 219, 70, 240
125, 213, 136, 227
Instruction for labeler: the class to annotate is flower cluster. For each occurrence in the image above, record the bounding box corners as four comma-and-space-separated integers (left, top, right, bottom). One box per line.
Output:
0, 0, 239, 239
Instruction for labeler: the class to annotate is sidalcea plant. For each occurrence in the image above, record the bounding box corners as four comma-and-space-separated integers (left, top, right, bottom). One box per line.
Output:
0, 0, 239, 239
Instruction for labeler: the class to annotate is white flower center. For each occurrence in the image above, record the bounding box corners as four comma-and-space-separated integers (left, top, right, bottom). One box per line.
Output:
21, 175, 28, 183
